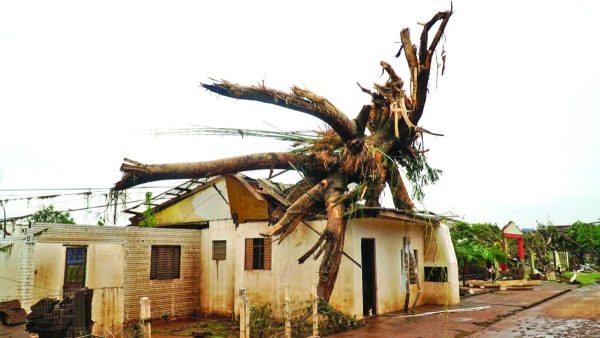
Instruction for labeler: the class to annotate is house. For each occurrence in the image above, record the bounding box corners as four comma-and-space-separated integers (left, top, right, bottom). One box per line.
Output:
0, 174, 459, 336
126, 174, 460, 317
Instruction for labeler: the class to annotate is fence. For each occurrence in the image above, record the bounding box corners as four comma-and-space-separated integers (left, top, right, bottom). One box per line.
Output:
239, 284, 362, 338
4, 288, 98, 338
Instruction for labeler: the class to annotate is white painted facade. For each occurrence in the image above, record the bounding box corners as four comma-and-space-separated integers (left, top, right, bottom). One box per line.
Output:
197, 216, 459, 319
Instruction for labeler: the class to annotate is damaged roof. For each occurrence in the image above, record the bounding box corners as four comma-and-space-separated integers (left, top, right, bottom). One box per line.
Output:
125, 175, 438, 227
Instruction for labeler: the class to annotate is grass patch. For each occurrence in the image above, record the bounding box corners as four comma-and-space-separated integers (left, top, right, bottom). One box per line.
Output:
151, 318, 238, 337
562, 271, 600, 285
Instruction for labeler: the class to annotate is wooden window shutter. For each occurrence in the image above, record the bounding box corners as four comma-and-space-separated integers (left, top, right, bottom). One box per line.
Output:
150, 245, 180, 280
213, 240, 226, 260
150, 246, 158, 279
244, 238, 253, 270
264, 237, 272, 270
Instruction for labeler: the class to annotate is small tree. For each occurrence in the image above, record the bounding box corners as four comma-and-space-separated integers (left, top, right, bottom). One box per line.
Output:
139, 192, 156, 228
523, 223, 560, 272
29, 205, 75, 224
563, 221, 600, 265
450, 222, 507, 285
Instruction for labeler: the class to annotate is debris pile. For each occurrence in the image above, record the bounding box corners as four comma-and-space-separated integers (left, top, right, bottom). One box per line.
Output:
465, 279, 541, 291
26, 288, 93, 338
0, 299, 27, 325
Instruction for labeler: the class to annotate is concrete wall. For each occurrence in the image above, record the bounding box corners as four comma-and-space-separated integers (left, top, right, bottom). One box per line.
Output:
29, 225, 127, 336
1, 225, 202, 337
0, 241, 22, 301
421, 223, 460, 306
198, 217, 456, 319
234, 220, 324, 316
341, 218, 427, 316
32, 242, 64, 300
199, 219, 236, 316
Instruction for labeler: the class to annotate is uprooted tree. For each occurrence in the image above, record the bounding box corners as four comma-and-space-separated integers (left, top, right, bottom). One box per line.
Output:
113, 8, 452, 301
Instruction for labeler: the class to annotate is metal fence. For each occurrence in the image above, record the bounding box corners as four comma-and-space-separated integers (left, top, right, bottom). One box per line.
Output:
19, 288, 96, 338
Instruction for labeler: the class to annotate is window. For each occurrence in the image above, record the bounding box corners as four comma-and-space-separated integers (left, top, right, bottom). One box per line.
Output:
244, 238, 271, 270
63, 247, 87, 295
424, 266, 448, 282
213, 240, 227, 260
150, 245, 181, 280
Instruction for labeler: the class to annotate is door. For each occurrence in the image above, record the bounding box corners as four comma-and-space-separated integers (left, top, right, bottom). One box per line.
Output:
361, 238, 377, 316
63, 247, 87, 296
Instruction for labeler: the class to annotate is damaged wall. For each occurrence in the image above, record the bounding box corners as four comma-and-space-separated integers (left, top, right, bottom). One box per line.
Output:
1, 224, 202, 337
199, 216, 448, 319
421, 223, 460, 306
154, 179, 231, 225
27, 225, 126, 335
0, 241, 22, 301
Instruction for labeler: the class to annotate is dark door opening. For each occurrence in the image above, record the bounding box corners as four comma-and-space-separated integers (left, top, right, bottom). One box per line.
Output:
63, 247, 87, 297
361, 238, 377, 316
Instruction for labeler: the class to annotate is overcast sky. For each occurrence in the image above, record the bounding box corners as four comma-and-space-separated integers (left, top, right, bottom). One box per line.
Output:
1, 0, 598, 228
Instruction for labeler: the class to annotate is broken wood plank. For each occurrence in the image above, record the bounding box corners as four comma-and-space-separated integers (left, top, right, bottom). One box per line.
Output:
390, 306, 491, 318
257, 179, 291, 206
3, 308, 27, 325
0, 299, 21, 312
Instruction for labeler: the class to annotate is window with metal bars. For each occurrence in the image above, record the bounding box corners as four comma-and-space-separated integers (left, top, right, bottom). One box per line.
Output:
63, 247, 87, 296
424, 266, 448, 282
244, 238, 271, 270
150, 245, 181, 280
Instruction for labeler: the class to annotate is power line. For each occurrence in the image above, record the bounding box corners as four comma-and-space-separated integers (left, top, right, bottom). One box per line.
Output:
0, 275, 62, 293
0, 185, 179, 203
0, 186, 175, 192
4, 198, 148, 222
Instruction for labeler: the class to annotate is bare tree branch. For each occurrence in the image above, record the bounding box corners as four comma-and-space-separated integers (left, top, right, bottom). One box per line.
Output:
410, 7, 453, 125
261, 179, 327, 240
399, 28, 418, 104
202, 80, 363, 146
386, 166, 415, 210
114, 152, 328, 190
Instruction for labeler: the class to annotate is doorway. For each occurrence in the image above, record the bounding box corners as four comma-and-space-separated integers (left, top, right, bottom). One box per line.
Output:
63, 247, 87, 296
361, 238, 377, 316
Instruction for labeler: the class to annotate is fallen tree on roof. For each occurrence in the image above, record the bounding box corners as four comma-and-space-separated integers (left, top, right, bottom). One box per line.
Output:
114, 7, 453, 301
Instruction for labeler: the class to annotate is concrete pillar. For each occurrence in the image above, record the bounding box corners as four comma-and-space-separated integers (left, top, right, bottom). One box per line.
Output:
140, 297, 151, 338
18, 228, 35, 311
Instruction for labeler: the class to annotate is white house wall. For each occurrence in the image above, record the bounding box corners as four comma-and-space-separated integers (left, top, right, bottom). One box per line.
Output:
199, 219, 236, 316
199, 217, 457, 319
32, 242, 65, 300
0, 241, 22, 301
342, 218, 426, 315
421, 223, 460, 306
31, 226, 127, 337
235, 220, 325, 315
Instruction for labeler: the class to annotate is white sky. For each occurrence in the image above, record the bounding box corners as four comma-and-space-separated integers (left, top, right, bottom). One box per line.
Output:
1, 0, 598, 228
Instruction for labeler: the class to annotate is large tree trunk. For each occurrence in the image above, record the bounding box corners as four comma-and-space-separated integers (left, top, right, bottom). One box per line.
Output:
115, 152, 332, 190
202, 81, 364, 149
316, 174, 347, 300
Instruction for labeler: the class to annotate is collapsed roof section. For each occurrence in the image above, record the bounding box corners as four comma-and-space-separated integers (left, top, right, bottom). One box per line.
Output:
124, 175, 439, 229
